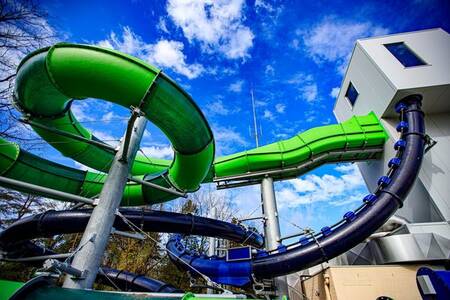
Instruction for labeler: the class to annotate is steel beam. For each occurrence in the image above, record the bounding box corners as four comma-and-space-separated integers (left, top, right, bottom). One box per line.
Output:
63, 112, 147, 289
261, 176, 289, 298
0, 176, 94, 205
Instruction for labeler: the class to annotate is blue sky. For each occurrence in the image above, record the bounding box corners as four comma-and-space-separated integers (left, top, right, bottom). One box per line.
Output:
31, 0, 449, 239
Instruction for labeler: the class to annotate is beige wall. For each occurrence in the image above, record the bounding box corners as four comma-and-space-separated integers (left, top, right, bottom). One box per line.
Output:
298, 265, 423, 300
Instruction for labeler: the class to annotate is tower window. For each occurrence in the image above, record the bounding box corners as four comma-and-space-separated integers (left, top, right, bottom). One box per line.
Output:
345, 82, 359, 106
385, 42, 426, 67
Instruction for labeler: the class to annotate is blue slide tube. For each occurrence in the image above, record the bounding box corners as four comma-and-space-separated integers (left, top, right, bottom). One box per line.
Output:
166, 234, 253, 287
0, 208, 263, 257
97, 268, 183, 293
167, 95, 426, 284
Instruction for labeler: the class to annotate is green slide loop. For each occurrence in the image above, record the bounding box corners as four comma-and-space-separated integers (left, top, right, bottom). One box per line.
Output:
13, 43, 214, 193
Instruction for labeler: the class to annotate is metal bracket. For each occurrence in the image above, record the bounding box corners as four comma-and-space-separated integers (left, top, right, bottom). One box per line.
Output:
252, 274, 276, 296
279, 230, 307, 242
238, 216, 264, 222
424, 134, 437, 153
43, 259, 87, 279
128, 176, 187, 198
20, 118, 117, 152
119, 107, 145, 163
111, 227, 145, 240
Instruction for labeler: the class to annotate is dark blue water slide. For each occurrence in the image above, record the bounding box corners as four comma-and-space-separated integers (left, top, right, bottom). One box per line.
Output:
96, 268, 183, 293
166, 95, 426, 285
0, 208, 263, 254
0, 208, 263, 292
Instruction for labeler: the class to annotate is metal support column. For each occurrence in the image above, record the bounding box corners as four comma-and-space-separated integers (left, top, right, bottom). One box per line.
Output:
207, 207, 217, 294
261, 176, 289, 298
63, 111, 147, 289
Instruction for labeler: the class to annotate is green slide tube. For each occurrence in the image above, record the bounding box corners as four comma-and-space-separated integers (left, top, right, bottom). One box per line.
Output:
213, 112, 386, 179
0, 43, 388, 205
14, 43, 214, 193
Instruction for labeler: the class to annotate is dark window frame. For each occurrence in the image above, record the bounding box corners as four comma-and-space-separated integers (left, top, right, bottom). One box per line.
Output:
384, 42, 427, 68
345, 82, 359, 107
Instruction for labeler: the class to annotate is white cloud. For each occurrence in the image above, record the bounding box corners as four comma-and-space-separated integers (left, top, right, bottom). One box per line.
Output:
228, 80, 244, 93
150, 40, 204, 79
157, 17, 170, 33
143, 130, 151, 138
299, 18, 389, 73
286, 72, 319, 102
205, 99, 230, 116
71, 100, 119, 124
166, 0, 254, 59
330, 87, 340, 98
213, 125, 248, 155
71, 102, 95, 122
263, 109, 274, 121
101, 111, 125, 123
290, 38, 300, 50
141, 145, 174, 159
275, 103, 285, 113
255, 100, 267, 107
265, 64, 275, 76
301, 84, 318, 102
91, 129, 120, 147
289, 178, 316, 193
286, 73, 313, 85
277, 163, 366, 208
97, 26, 204, 79
254, 0, 275, 12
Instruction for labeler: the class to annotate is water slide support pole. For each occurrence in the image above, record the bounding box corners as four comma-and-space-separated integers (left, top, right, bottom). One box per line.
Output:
63, 110, 147, 289
207, 207, 217, 294
261, 176, 289, 297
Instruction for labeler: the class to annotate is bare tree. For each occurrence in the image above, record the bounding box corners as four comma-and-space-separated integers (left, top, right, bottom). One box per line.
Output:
0, 0, 58, 232
0, 0, 56, 142
0, 2, 60, 281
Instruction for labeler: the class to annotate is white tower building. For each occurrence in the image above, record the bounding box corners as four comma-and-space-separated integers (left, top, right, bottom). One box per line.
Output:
333, 28, 450, 265
288, 28, 449, 300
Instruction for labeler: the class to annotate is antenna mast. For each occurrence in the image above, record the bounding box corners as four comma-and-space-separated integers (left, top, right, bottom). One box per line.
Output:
250, 88, 259, 147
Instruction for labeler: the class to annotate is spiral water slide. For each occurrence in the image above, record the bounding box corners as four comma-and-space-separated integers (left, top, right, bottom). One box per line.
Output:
0, 43, 422, 294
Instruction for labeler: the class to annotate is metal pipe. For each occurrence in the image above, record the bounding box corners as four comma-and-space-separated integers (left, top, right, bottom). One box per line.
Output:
323, 273, 332, 300
238, 216, 265, 222
207, 207, 217, 294
0, 253, 73, 262
364, 231, 391, 242
111, 228, 144, 240
120, 107, 142, 162
128, 176, 186, 198
21, 119, 116, 152
63, 113, 147, 289
45, 259, 85, 278
0, 176, 94, 205
261, 176, 289, 298
250, 88, 259, 148
280, 230, 306, 241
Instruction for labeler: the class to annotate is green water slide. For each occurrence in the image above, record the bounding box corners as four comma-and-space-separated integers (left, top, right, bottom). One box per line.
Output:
0, 43, 387, 206
0, 279, 236, 300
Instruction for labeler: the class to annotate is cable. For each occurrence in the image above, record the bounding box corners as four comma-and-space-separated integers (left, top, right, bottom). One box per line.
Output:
114, 210, 222, 290
98, 267, 122, 291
